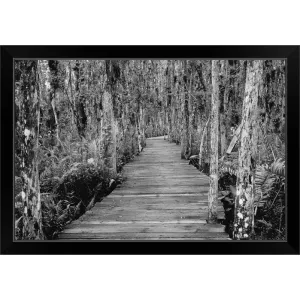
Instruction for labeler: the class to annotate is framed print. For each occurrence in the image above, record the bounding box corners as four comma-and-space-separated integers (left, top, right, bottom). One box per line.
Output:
1, 46, 299, 254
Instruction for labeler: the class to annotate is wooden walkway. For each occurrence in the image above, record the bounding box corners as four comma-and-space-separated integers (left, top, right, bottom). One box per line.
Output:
59, 137, 228, 240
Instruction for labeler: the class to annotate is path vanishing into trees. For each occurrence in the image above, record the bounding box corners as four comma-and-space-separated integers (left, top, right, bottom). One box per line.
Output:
15, 60, 286, 241
59, 137, 228, 240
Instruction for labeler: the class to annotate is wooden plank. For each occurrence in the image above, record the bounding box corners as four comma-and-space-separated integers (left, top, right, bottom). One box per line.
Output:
59, 232, 228, 239
124, 169, 200, 173
112, 187, 209, 195
125, 175, 204, 179
63, 223, 225, 233
124, 171, 201, 175
96, 200, 223, 208
106, 193, 209, 198
74, 212, 225, 222
119, 182, 208, 187
124, 163, 197, 166
120, 179, 208, 185
124, 167, 198, 170
58, 236, 229, 240
82, 208, 208, 216
118, 183, 209, 189
71, 220, 209, 225
88, 206, 224, 214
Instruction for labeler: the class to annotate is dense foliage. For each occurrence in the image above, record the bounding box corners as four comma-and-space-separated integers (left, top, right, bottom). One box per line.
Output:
14, 59, 285, 240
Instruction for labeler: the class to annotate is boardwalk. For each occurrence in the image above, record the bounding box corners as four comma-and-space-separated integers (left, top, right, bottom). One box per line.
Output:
59, 137, 229, 240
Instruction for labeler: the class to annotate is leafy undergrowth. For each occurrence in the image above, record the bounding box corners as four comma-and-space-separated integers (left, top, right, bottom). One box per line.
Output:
251, 159, 285, 240
219, 159, 285, 240
15, 147, 138, 240
189, 150, 286, 240
15, 164, 125, 240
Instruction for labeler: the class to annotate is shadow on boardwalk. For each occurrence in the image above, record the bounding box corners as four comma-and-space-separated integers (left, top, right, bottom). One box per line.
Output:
59, 136, 229, 240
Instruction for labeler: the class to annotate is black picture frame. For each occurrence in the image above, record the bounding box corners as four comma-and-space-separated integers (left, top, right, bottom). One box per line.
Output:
1, 46, 299, 254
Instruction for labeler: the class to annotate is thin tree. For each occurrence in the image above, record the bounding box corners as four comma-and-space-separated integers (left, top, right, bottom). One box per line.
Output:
208, 60, 220, 223
233, 60, 263, 239
180, 60, 190, 159
219, 60, 229, 156
17, 60, 44, 239
199, 115, 210, 167
101, 60, 117, 177
48, 60, 64, 148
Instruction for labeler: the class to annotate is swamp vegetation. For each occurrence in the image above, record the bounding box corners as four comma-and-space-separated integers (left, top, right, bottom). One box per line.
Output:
14, 59, 285, 240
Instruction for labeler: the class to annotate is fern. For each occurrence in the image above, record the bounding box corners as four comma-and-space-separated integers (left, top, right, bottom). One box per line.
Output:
218, 155, 238, 178
255, 165, 276, 206
268, 158, 285, 177
220, 165, 238, 177
259, 131, 285, 164
254, 158, 285, 207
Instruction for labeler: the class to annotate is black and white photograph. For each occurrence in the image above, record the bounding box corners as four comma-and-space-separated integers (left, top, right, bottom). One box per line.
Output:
14, 58, 286, 241
1, 2, 300, 300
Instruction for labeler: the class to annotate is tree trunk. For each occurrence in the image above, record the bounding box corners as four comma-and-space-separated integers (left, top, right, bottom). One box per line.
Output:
180, 81, 187, 157
187, 65, 194, 158
73, 60, 87, 138
173, 60, 180, 144
180, 62, 190, 159
48, 60, 62, 147
18, 60, 44, 240
101, 91, 117, 177
140, 105, 146, 148
219, 60, 229, 156
233, 60, 263, 240
208, 61, 220, 223
199, 116, 210, 166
